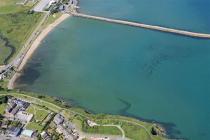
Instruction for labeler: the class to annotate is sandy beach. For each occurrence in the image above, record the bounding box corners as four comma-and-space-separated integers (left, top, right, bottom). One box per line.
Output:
8, 14, 71, 89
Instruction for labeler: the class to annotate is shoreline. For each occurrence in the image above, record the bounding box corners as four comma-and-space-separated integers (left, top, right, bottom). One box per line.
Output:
8, 14, 71, 89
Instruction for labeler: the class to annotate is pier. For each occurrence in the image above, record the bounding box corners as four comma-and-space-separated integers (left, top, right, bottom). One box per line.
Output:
72, 12, 210, 39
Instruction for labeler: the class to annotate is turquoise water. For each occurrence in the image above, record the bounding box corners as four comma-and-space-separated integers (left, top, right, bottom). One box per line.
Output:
16, 0, 210, 139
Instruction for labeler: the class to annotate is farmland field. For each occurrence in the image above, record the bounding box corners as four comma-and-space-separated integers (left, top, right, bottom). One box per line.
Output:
0, 0, 42, 65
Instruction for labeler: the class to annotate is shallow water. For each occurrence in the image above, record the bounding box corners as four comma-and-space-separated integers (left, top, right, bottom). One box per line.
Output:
16, 0, 210, 139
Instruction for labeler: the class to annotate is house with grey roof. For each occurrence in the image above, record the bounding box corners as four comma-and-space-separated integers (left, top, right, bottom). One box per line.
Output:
7, 127, 22, 137
10, 106, 20, 116
53, 114, 64, 125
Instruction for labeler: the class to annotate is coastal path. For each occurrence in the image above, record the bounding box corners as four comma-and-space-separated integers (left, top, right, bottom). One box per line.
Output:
71, 12, 210, 39
102, 124, 125, 139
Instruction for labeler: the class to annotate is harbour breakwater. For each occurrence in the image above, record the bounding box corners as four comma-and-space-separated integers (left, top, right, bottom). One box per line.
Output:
72, 12, 210, 39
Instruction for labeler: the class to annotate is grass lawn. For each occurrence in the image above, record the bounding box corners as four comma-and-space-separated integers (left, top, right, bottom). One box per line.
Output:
0, 0, 43, 64
0, 80, 9, 89
121, 122, 151, 140
26, 105, 49, 122
0, 41, 10, 65
45, 13, 62, 25
0, 0, 28, 14
26, 122, 44, 133
0, 103, 6, 114
74, 115, 122, 137
92, 115, 165, 140
82, 122, 122, 136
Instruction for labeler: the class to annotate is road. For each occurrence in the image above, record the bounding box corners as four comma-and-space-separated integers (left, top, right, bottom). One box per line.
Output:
102, 124, 125, 139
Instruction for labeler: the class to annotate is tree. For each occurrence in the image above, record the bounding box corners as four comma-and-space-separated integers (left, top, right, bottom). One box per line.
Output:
0, 86, 3, 91
0, 96, 8, 104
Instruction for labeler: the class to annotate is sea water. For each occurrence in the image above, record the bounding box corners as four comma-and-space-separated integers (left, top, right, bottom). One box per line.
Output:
16, 0, 210, 139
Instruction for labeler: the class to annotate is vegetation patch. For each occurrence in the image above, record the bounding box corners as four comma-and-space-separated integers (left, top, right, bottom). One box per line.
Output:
121, 122, 151, 140
0, 1, 43, 64
0, 0, 28, 14
82, 121, 122, 136
26, 105, 49, 122
0, 33, 15, 64
26, 122, 44, 133
0, 103, 6, 115
88, 115, 165, 140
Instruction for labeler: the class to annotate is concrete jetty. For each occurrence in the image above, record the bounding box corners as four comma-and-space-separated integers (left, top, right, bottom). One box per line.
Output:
72, 12, 210, 39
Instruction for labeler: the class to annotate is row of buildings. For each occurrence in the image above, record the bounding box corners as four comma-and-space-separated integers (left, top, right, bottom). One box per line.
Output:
1, 97, 38, 139
33, 0, 78, 13
5, 98, 31, 121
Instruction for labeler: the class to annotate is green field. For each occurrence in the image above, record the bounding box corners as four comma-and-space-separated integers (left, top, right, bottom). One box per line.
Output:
26, 122, 44, 132
26, 104, 49, 122
75, 114, 165, 140
0, 0, 43, 65
0, 103, 6, 114
0, 0, 27, 14
82, 121, 122, 136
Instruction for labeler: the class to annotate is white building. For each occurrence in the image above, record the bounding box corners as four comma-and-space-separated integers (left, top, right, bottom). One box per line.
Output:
15, 111, 33, 123
0, 74, 2, 80
21, 129, 34, 138
87, 120, 98, 127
